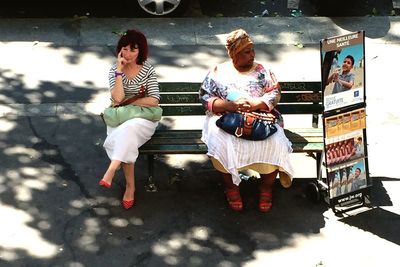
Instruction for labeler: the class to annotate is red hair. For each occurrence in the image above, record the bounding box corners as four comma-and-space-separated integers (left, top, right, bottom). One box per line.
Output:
116, 29, 149, 64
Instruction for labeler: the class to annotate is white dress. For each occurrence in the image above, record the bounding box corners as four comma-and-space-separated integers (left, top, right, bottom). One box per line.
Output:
201, 115, 294, 185
104, 118, 158, 163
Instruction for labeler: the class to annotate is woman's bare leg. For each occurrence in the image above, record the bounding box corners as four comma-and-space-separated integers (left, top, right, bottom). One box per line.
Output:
259, 170, 278, 212
99, 160, 121, 186
259, 170, 278, 193
122, 163, 135, 202
221, 172, 238, 191
221, 172, 243, 211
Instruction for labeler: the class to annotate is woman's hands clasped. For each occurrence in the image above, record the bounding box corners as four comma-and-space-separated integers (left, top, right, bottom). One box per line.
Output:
235, 98, 252, 112
227, 98, 263, 113
212, 97, 267, 114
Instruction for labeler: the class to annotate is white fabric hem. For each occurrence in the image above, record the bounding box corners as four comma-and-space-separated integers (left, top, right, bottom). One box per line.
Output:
202, 115, 294, 185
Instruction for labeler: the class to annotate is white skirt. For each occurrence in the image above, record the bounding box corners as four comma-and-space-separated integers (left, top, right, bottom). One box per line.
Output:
201, 115, 294, 185
103, 118, 158, 164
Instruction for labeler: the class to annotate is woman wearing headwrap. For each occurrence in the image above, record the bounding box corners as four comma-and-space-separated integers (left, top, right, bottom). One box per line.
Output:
199, 29, 294, 212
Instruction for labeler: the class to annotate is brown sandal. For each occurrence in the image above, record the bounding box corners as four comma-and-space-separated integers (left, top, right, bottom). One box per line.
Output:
225, 189, 243, 211
259, 191, 272, 213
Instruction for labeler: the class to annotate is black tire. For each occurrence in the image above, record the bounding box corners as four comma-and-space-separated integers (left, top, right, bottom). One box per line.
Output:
305, 181, 321, 204
131, 0, 190, 17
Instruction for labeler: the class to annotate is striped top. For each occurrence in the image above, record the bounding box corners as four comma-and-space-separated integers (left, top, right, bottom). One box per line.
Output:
108, 61, 160, 101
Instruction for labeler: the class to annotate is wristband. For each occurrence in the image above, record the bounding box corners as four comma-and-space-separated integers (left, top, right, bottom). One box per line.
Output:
115, 71, 123, 77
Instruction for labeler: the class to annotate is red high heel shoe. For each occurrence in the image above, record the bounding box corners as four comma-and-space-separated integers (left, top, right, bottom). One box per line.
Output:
99, 179, 111, 188
122, 199, 135, 210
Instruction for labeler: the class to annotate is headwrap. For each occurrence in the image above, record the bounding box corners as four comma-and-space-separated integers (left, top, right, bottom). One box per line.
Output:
225, 29, 253, 59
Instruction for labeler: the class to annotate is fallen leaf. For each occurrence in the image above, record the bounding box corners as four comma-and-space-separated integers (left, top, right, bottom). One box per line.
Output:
112, 31, 126, 36
294, 42, 304, 48
290, 9, 303, 17
261, 9, 269, 17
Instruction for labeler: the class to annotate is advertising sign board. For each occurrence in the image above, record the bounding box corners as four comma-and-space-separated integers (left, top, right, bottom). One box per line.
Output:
320, 31, 370, 210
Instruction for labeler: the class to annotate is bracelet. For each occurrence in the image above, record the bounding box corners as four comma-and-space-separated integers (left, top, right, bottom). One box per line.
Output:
207, 97, 219, 112
115, 71, 123, 77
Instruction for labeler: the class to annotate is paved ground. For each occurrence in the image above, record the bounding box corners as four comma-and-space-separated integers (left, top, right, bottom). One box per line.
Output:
1, 15, 400, 267
1, 0, 399, 18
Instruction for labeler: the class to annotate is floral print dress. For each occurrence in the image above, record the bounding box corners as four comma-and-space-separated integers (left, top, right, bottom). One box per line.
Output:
199, 61, 294, 185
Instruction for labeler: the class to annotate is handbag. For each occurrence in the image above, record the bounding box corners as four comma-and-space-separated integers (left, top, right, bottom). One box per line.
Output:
102, 105, 162, 127
100, 86, 162, 127
215, 111, 277, 141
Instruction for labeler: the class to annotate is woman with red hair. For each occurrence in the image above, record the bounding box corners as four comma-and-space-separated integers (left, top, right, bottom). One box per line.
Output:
99, 29, 160, 210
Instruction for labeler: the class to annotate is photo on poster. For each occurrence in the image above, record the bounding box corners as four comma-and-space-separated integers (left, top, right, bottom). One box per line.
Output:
328, 158, 367, 199
324, 107, 366, 138
320, 31, 365, 112
325, 129, 365, 167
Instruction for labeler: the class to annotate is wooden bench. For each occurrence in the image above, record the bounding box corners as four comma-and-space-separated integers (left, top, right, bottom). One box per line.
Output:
139, 81, 323, 191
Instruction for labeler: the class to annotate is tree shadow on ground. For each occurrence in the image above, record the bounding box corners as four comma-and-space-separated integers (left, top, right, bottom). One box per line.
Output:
340, 206, 400, 245
0, 25, 396, 265
0, 110, 329, 266
339, 177, 400, 246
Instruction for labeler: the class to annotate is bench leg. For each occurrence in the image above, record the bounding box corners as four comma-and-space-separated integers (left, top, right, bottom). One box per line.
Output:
145, 154, 158, 192
312, 114, 319, 128
306, 151, 324, 178
316, 151, 322, 178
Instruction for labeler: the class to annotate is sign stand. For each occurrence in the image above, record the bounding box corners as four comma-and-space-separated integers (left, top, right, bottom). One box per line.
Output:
319, 31, 371, 214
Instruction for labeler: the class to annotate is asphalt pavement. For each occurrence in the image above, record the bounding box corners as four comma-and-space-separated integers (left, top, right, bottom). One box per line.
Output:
0, 0, 398, 18
1, 15, 400, 267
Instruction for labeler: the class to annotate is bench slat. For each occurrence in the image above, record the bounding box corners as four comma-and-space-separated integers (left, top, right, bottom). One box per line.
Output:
158, 82, 322, 117
146, 139, 205, 145
140, 143, 323, 154
160, 93, 199, 104
148, 128, 323, 138
160, 92, 322, 104
158, 82, 321, 93
140, 144, 208, 154
139, 128, 323, 154
160, 105, 205, 116
160, 104, 322, 116
279, 82, 321, 92
291, 143, 324, 152
277, 104, 323, 114
159, 83, 200, 92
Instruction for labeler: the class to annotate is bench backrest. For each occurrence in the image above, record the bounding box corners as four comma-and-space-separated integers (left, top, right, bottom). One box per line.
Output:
159, 81, 322, 127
